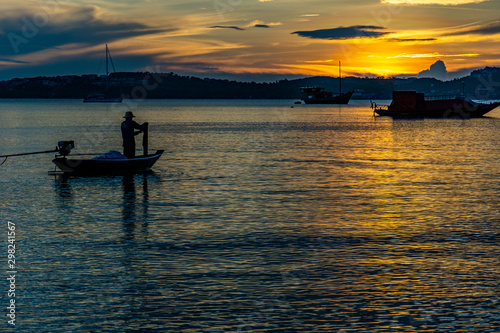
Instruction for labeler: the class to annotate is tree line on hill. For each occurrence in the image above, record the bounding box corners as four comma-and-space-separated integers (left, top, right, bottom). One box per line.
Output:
0, 67, 498, 100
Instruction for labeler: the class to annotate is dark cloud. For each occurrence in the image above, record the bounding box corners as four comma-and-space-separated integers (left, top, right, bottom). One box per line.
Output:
0, 52, 163, 80
0, 5, 173, 56
0, 58, 29, 64
292, 25, 390, 40
210, 26, 245, 31
389, 38, 437, 42
446, 20, 500, 36
254, 24, 270, 28
165, 61, 220, 72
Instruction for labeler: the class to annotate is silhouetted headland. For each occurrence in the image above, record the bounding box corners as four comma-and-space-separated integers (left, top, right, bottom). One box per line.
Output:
0, 67, 499, 100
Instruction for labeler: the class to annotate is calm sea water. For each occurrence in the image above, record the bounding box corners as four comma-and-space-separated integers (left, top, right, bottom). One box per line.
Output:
1, 99, 499, 332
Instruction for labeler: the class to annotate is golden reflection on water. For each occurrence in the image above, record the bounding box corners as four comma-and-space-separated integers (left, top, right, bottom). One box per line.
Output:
269, 117, 500, 331
3, 101, 499, 332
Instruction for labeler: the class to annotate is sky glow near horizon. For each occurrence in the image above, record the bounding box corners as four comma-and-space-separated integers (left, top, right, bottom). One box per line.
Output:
0, 0, 499, 81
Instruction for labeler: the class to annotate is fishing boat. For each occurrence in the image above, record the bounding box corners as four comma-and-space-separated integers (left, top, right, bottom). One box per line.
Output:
52, 150, 164, 174
300, 61, 353, 104
373, 90, 500, 118
1, 125, 163, 174
300, 87, 353, 104
52, 124, 163, 174
83, 44, 123, 103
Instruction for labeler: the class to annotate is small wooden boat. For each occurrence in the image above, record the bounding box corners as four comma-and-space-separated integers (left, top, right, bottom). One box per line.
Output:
52, 150, 164, 174
83, 93, 123, 103
52, 124, 162, 174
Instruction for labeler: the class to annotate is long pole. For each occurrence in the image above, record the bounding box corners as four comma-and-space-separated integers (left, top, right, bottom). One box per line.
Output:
142, 122, 149, 156
339, 61, 342, 94
0, 149, 59, 165
0, 149, 57, 158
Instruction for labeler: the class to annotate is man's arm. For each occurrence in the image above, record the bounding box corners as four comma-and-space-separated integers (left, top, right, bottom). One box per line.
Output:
133, 121, 143, 136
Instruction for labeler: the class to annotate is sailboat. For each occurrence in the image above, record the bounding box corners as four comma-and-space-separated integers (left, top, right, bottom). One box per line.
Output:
300, 61, 353, 104
83, 44, 123, 103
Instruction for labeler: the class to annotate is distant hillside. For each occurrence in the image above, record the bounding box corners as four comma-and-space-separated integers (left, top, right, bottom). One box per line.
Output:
0, 67, 499, 100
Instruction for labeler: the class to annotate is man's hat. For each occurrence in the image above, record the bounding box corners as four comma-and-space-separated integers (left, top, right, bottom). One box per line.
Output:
123, 111, 135, 118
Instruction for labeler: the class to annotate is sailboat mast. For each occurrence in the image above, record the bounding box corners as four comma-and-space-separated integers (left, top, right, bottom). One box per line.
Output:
105, 44, 109, 92
339, 61, 342, 94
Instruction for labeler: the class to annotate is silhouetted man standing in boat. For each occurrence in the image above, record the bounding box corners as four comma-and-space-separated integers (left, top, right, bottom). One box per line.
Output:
121, 111, 146, 158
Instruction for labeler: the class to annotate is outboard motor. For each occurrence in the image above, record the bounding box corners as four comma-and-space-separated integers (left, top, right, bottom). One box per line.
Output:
57, 141, 74, 156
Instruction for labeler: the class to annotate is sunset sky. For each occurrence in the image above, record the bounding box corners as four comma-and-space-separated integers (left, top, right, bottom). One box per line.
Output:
0, 0, 499, 81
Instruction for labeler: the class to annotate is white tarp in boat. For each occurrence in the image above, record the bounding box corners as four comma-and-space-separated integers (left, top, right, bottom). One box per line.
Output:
92, 150, 127, 160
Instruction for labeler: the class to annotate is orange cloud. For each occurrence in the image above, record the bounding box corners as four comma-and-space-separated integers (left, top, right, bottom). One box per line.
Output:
381, 0, 491, 4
